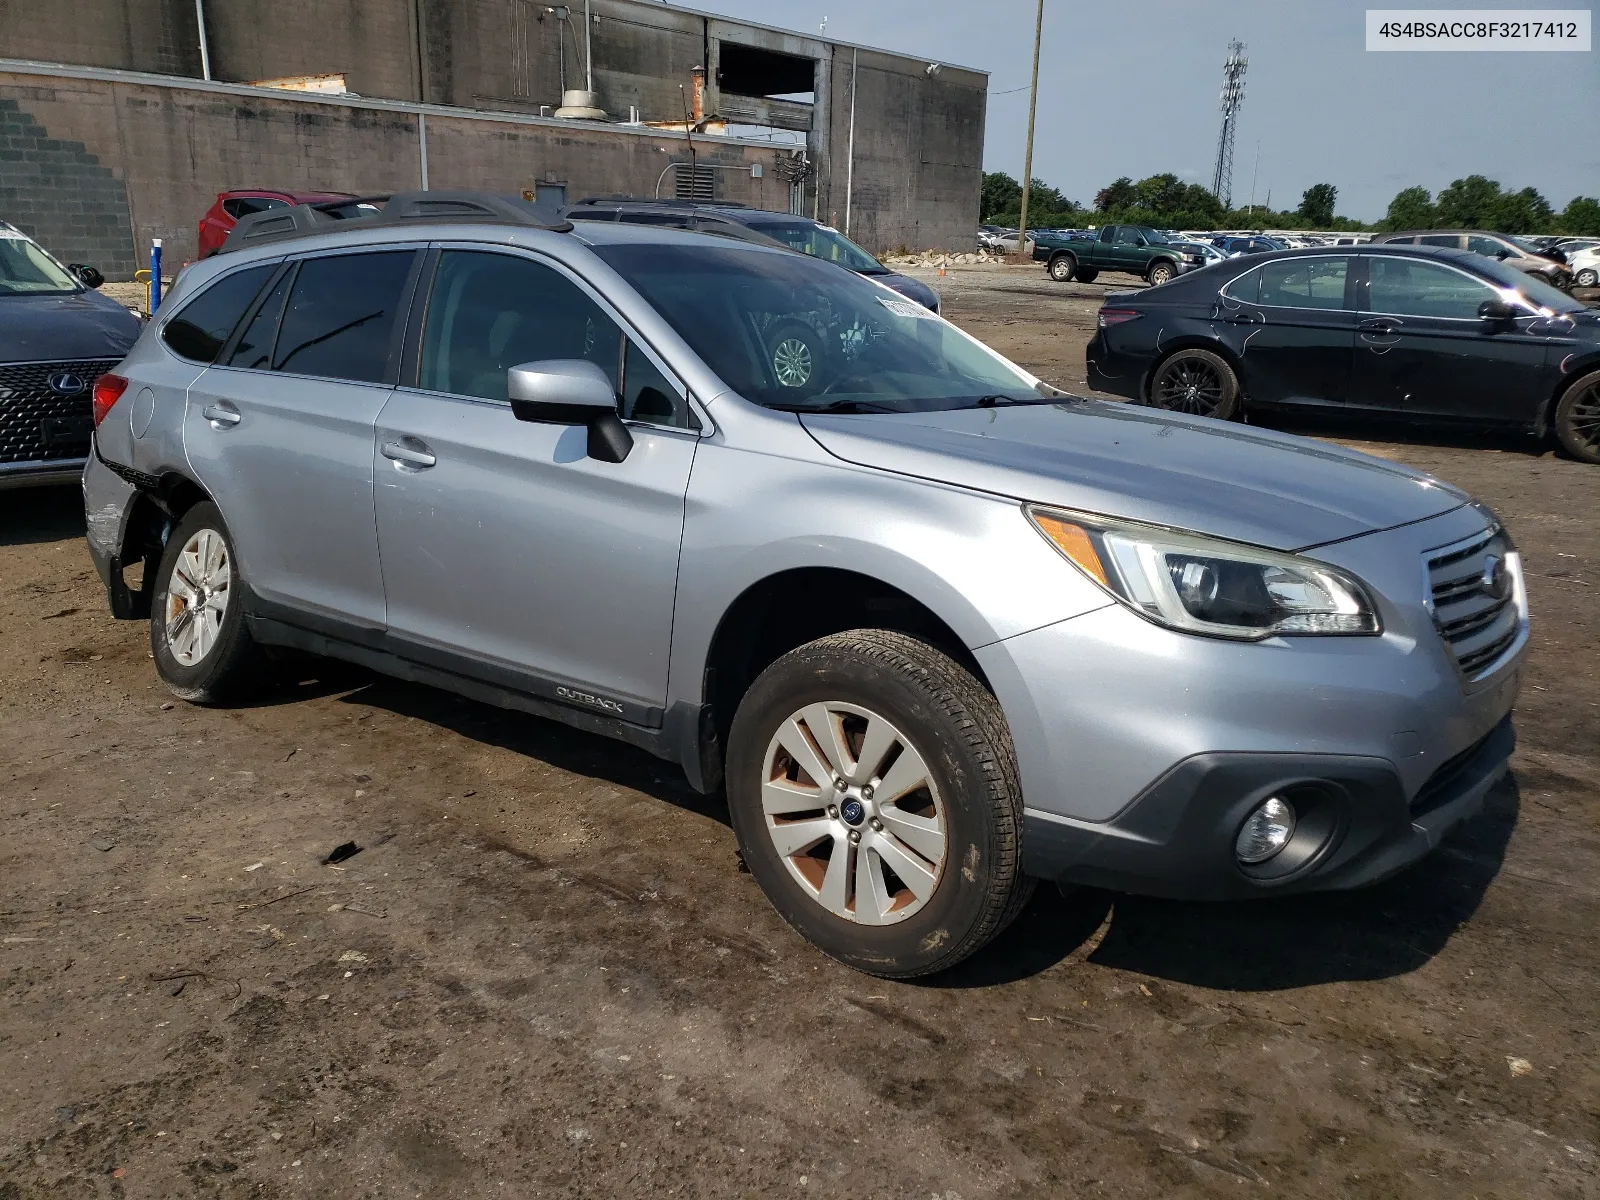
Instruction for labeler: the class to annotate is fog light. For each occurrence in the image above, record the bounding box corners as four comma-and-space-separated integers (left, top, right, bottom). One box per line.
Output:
1235, 797, 1296, 864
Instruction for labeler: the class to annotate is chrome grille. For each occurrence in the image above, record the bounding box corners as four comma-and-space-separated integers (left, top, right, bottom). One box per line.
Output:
0, 358, 120, 464
1425, 525, 1523, 681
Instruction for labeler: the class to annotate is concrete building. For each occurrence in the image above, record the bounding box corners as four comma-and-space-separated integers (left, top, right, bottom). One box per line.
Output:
0, 1, 987, 276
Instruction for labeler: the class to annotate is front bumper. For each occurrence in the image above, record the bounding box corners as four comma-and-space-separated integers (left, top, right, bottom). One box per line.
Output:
976, 503, 1526, 900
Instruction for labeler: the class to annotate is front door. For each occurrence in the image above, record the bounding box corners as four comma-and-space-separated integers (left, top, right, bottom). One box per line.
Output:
1221, 255, 1356, 406
185, 248, 418, 632
1349, 255, 1548, 422
373, 247, 701, 720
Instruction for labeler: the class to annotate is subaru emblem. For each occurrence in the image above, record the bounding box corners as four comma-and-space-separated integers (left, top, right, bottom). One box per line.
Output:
46, 372, 86, 396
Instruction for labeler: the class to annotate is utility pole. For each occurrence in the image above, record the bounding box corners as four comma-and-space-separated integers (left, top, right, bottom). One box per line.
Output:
1015, 0, 1044, 261
1248, 140, 1259, 215
1210, 40, 1247, 208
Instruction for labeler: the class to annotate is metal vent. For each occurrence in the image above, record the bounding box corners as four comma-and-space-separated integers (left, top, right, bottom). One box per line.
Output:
0, 358, 120, 463
1424, 524, 1524, 681
674, 165, 716, 202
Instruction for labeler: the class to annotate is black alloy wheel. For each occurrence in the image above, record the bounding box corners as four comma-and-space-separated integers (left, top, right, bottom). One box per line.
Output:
1149, 349, 1241, 421
1554, 370, 1600, 465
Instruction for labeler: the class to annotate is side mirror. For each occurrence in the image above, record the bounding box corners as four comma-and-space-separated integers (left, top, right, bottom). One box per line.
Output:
68, 264, 104, 289
508, 359, 632, 463
1478, 298, 1517, 322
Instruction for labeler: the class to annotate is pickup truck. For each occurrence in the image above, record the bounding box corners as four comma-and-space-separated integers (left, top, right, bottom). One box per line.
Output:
1032, 224, 1200, 286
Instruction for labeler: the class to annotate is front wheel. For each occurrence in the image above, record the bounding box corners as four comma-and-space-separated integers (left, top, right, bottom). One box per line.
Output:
1148, 348, 1241, 420
1554, 370, 1600, 465
151, 502, 268, 703
1048, 254, 1077, 282
1147, 260, 1176, 286
726, 630, 1031, 978
1575, 268, 1598, 288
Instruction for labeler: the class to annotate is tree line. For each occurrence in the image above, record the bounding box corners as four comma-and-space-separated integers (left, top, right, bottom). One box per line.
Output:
981, 171, 1600, 237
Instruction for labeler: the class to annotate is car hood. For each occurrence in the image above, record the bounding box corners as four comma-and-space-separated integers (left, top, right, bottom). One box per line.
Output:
800, 401, 1468, 552
870, 272, 941, 312
0, 290, 142, 362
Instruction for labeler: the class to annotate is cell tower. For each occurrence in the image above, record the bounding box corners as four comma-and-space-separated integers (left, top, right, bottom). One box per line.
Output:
1210, 40, 1247, 209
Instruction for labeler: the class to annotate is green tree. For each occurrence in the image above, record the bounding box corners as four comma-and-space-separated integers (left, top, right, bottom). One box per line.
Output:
1095, 177, 1138, 212
1435, 175, 1506, 228
1489, 186, 1553, 234
1297, 183, 1338, 227
1560, 196, 1600, 236
980, 171, 1021, 221
1382, 186, 1436, 231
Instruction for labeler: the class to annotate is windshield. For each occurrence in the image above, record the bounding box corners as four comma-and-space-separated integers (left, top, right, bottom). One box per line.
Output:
1469, 255, 1584, 312
0, 229, 81, 295
594, 242, 1056, 414
743, 219, 886, 274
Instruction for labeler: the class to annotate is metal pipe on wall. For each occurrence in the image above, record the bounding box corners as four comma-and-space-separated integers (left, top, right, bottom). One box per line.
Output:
844, 48, 857, 236
418, 113, 429, 190
194, 0, 212, 80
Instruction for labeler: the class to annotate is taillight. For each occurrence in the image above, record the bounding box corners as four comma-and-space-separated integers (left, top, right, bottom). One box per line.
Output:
91, 373, 129, 428
1098, 308, 1142, 328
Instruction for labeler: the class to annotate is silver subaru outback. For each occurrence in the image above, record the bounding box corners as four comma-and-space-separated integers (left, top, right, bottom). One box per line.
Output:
83, 193, 1527, 977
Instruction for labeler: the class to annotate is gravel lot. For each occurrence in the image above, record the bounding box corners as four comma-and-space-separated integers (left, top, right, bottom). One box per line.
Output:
3, 263, 1597, 1198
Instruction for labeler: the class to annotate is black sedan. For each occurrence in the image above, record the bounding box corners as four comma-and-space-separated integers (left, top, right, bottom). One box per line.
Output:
1085, 244, 1600, 464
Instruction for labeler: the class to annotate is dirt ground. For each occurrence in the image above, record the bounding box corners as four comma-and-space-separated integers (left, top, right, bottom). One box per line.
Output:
3, 263, 1598, 1199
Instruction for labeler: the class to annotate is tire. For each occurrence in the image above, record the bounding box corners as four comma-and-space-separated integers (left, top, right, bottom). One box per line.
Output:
1076, 268, 1099, 283
1048, 254, 1077, 282
765, 319, 829, 393
726, 630, 1032, 979
1553, 370, 1600, 465
1575, 268, 1597, 288
1147, 260, 1176, 287
1148, 348, 1242, 420
150, 502, 268, 703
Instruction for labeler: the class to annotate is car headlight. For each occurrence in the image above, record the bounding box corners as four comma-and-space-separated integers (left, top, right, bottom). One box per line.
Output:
1028, 506, 1381, 639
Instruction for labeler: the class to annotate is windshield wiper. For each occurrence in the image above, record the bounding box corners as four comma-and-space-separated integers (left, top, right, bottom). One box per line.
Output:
971, 393, 1068, 408
769, 398, 903, 415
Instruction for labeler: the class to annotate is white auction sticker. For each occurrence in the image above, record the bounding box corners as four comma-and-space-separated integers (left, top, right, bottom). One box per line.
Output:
1367, 9, 1590, 50
878, 296, 938, 320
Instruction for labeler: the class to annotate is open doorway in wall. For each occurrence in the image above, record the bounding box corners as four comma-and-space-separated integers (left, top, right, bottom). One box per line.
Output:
717, 43, 816, 104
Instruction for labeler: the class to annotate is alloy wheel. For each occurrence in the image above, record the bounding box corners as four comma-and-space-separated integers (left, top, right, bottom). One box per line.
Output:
1567, 380, 1600, 454
1154, 356, 1227, 416
164, 528, 231, 667
772, 338, 814, 387
760, 701, 947, 925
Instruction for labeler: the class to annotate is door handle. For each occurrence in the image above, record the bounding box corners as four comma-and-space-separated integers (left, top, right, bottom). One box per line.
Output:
1358, 318, 1401, 335
381, 439, 437, 469
201, 402, 241, 427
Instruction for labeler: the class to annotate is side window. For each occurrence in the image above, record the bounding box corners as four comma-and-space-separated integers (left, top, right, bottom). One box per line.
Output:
1221, 266, 1262, 304
1466, 235, 1507, 257
418, 250, 622, 402
621, 339, 697, 430
1255, 257, 1349, 309
1367, 258, 1497, 319
1419, 233, 1461, 249
225, 267, 293, 369
160, 264, 276, 363
1113, 226, 1141, 245
273, 251, 415, 383
222, 196, 287, 220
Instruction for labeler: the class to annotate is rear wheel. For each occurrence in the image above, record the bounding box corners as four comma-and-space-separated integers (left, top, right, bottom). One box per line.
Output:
1554, 370, 1600, 465
726, 630, 1031, 978
1048, 254, 1077, 282
1149, 348, 1241, 421
150, 502, 268, 703
1147, 260, 1176, 286
1575, 267, 1598, 288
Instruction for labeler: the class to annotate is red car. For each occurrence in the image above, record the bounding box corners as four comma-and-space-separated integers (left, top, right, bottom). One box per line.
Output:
197, 190, 377, 257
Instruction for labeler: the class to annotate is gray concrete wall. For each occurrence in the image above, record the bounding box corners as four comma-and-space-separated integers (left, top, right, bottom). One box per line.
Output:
0, 68, 788, 275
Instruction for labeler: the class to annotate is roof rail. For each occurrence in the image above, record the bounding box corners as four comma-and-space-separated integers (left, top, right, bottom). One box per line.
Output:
570, 196, 753, 210
217, 190, 573, 254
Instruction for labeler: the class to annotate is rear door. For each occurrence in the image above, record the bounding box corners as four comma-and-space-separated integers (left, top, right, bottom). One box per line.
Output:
1349, 254, 1547, 422
184, 247, 420, 633
1221, 255, 1356, 406
372, 246, 701, 716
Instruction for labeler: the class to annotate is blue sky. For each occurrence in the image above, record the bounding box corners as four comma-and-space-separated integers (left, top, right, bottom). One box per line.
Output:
695, 0, 1600, 220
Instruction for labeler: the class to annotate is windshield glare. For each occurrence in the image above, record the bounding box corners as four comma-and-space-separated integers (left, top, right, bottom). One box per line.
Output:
745, 220, 885, 274
595, 243, 1053, 414
1471, 255, 1583, 312
0, 230, 81, 295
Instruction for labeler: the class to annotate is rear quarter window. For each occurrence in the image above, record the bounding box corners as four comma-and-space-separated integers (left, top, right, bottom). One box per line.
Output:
160, 264, 277, 363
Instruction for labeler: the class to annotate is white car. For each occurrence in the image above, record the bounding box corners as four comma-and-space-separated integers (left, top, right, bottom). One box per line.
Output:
1567, 244, 1600, 288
